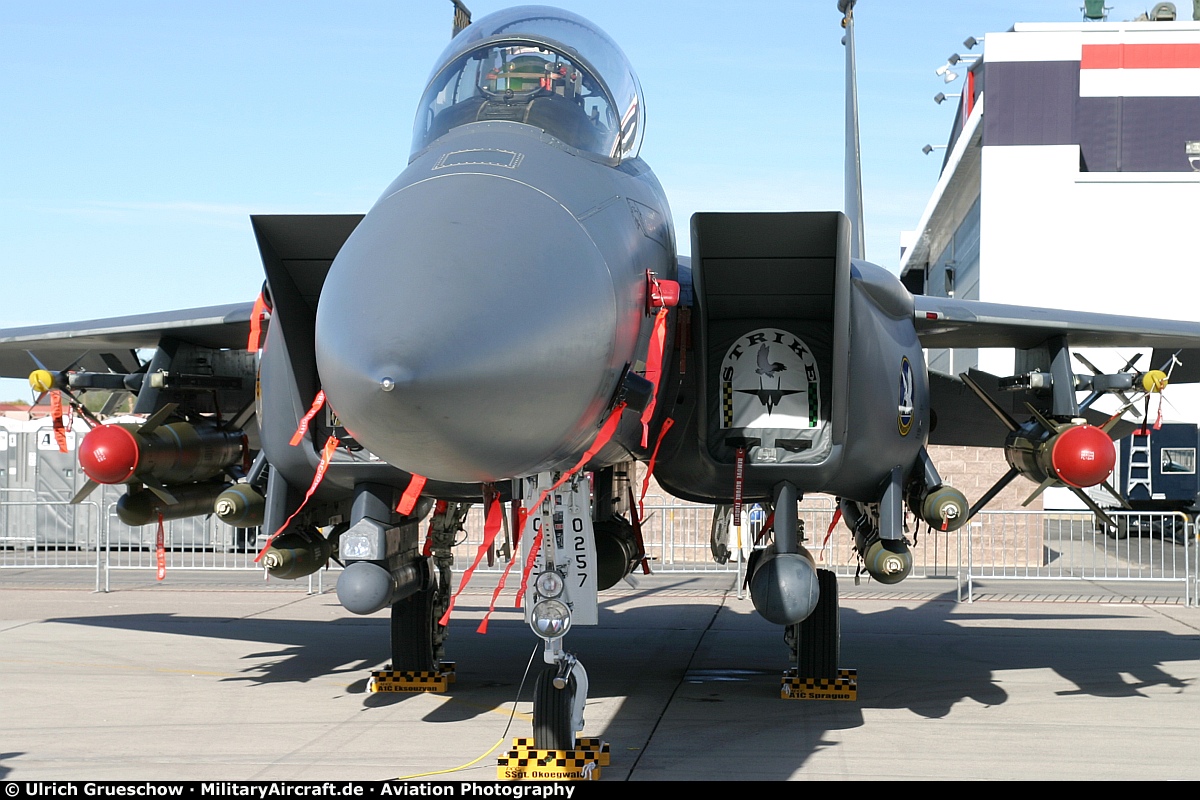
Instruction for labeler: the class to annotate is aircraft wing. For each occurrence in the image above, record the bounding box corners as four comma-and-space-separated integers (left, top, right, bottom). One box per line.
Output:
1153, 348, 1200, 382
0, 303, 255, 378
914, 296, 1200, 350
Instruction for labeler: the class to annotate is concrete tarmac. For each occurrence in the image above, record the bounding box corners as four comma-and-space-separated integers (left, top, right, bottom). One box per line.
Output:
1, 569, 1198, 781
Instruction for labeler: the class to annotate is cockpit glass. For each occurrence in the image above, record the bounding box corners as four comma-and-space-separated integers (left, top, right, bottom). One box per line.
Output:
411, 6, 644, 161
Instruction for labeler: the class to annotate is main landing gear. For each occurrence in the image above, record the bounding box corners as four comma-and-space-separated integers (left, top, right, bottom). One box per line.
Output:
757, 481, 853, 701
785, 568, 840, 679
781, 567, 857, 700
371, 502, 466, 693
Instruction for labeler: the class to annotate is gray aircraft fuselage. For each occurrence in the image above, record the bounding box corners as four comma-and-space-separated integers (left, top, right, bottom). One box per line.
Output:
249, 3, 951, 572
218, 7, 940, 543
314, 59, 676, 486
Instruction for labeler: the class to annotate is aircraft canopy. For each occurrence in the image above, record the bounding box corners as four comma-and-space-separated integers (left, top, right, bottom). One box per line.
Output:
411, 6, 644, 162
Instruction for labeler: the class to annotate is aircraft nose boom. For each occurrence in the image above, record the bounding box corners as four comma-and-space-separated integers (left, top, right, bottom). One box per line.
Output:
315, 172, 620, 483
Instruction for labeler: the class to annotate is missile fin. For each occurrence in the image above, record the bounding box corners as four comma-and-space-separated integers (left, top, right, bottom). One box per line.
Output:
70, 479, 99, 505
138, 402, 179, 435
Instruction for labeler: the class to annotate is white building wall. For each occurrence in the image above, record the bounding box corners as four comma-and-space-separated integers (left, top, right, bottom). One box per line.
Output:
978, 143, 1200, 507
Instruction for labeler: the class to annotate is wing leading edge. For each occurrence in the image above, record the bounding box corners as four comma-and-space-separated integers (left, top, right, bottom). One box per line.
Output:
0, 303, 255, 377
915, 295, 1200, 350
915, 295, 1198, 448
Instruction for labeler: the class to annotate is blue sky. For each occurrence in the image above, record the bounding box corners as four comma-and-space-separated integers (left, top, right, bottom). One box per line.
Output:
0, 0, 1165, 397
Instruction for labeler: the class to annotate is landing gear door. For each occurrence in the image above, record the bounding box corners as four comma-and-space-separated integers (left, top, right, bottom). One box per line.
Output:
521, 473, 599, 627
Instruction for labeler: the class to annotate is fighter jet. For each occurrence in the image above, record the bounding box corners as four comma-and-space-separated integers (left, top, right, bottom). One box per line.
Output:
3, 2, 1200, 750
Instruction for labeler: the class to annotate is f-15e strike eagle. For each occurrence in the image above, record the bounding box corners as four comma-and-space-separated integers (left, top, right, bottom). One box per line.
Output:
3, 2, 1200, 749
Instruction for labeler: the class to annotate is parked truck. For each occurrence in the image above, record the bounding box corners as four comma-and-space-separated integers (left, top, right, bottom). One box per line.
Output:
1097, 422, 1199, 543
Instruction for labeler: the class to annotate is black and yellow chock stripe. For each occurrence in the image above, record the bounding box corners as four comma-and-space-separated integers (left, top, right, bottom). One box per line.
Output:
498, 737, 607, 780
509, 738, 610, 766
368, 662, 456, 693
780, 668, 858, 701
722, 381, 734, 428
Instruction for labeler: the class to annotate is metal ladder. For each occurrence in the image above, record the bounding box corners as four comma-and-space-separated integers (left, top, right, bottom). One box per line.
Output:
1126, 428, 1153, 498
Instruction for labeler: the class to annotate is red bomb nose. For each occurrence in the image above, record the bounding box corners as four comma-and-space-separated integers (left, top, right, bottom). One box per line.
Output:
78, 425, 140, 484
1051, 424, 1115, 488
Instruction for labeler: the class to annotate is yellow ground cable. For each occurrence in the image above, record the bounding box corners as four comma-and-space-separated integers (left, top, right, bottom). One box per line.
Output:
391, 735, 510, 780
388, 643, 540, 781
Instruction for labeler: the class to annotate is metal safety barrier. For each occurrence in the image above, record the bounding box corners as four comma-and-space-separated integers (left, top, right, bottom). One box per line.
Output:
450, 498, 840, 574
97, 503, 264, 592
2, 497, 1195, 605
0, 499, 104, 590
0, 497, 264, 593
963, 510, 1193, 604
448, 497, 966, 589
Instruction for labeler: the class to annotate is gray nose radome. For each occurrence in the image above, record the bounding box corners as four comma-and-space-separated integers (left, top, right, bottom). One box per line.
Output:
315, 172, 619, 483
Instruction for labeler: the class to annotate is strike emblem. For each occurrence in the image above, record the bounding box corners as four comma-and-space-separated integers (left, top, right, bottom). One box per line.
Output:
720, 328, 821, 430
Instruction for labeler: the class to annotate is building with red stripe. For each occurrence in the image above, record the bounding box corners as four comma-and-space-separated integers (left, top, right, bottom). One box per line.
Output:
900, 16, 1200, 510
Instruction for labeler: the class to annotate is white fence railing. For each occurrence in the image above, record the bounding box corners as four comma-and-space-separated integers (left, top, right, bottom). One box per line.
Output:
0, 499, 104, 590
1, 499, 1194, 604
962, 510, 1192, 604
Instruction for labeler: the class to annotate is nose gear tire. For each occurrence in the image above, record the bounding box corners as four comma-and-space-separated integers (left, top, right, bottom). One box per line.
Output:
533, 666, 576, 751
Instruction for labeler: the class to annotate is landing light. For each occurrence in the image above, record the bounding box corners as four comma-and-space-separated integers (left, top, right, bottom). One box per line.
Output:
340, 530, 378, 560
530, 599, 572, 640
535, 570, 565, 599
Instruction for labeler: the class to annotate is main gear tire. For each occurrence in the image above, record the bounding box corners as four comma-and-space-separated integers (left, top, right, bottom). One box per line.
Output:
789, 568, 840, 680
390, 578, 438, 672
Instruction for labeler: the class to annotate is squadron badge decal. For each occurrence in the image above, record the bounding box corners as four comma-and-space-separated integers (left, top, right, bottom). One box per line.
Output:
721, 328, 821, 430
897, 356, 914, 436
